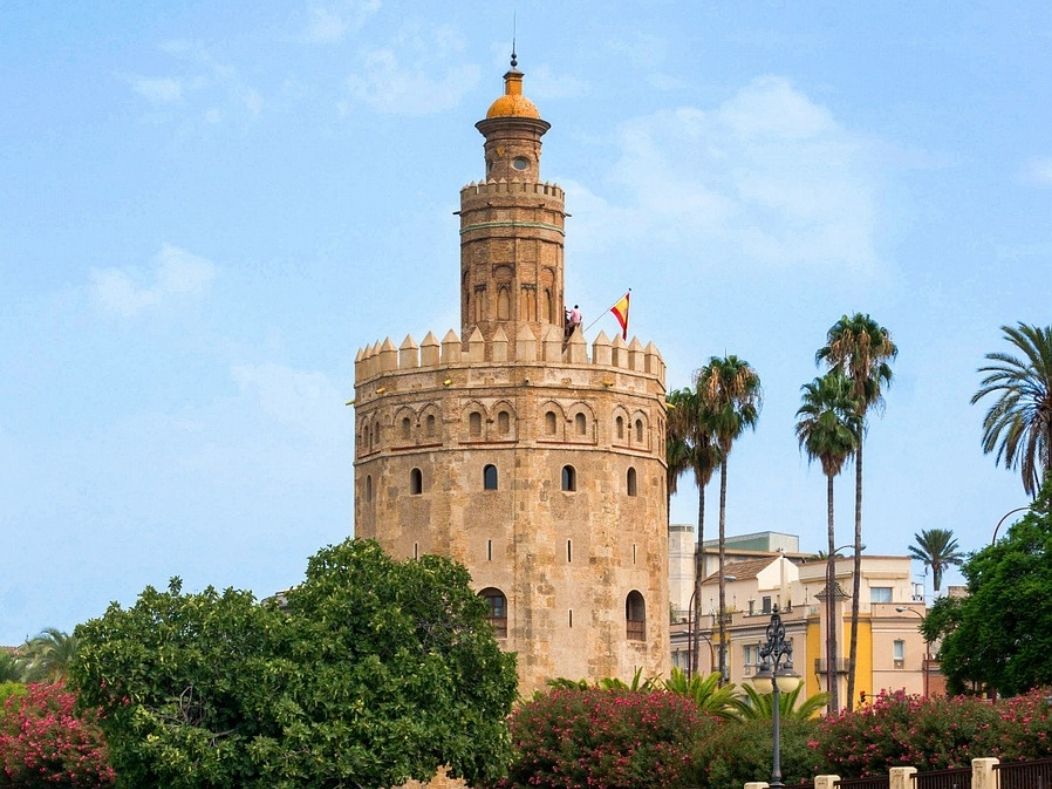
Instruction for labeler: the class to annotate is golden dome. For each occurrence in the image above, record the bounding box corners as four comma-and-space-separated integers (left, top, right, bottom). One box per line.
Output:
485, 67, 541, 119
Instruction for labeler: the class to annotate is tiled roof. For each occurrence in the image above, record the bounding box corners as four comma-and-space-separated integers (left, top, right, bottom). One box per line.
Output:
700, 556, 779, 585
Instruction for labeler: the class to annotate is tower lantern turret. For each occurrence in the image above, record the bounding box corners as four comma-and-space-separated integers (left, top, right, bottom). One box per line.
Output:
460, 55, 566, 346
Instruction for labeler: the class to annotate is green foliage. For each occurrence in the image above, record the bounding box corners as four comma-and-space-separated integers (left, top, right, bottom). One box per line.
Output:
501, 688, 709, 788
817, 689, 1052, 777
919, 594, 964, 644
0, 681, 26, 707
908, 528, 965, 592
663, 669, 740, 720
71, 539, 517, 788
971, 322, 1052, 496
20, 628, 78, 682
688, 717, 825, 789
795, 372, 861, 479
0, 653, 24, 683
934, 482, 1052, 695
732, 682, 830, 721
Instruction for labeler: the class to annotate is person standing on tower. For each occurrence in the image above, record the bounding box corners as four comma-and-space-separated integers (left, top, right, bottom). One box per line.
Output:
569, 304, 582, 331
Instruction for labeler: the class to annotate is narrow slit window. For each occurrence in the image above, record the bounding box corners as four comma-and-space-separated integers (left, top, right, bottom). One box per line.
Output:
566, 539, 572, 563
627, 467, 637, 496
635, 419, 644, 443
545, 411, 557, 435
413, 542, 419, 560
616, 415, 624, 439
409, 468, 422, 495
401, 417, 411, 440
498, 410, 510, 435
568, 609, 573, 628
426, 414, 436, 437
487, 539, 493, 561
632, 544, 637, 565
469, 412, 482, 437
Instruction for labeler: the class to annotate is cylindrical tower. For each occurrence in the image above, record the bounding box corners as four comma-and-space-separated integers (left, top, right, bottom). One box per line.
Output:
459, 57, 566, 347
353, 59, 669, 695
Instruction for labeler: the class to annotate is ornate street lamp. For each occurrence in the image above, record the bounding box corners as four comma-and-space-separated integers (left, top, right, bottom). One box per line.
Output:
748, 604, 801, 789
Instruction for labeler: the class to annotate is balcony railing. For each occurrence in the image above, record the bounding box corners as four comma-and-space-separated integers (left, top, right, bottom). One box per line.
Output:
836, 777, 889, 788
994, 757, 1052, 789
814, 658, 853, 675
912, 766, 971, 789
626, 620, 646, 641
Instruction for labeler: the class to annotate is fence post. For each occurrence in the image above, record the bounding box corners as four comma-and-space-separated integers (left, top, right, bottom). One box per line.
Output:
815, 777, 841, 789
889, 766, 917, 789
972, 757, 999, 789
743, 783, 769, 789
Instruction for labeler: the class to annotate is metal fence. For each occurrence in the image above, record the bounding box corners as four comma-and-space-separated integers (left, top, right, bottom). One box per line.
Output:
912, 766, 971, 789
994, 757, 1052, 789
835, 777, 889, 789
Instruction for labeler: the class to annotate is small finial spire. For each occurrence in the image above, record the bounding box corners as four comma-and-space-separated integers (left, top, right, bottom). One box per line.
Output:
510, 11, 518, 68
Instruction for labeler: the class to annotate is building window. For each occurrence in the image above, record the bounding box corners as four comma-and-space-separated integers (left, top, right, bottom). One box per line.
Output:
626, 591, 646, 641
426, 414, 436, 437
616, 415, 624, 439
574, 412, 586, 435
561, 465, 576, 492
372, 421, 380, 446
632, 544, 637, 565
566, 539, 572, 563
568, 609, 573, 628
893, 639, 905, 669
469, 411, 482, 437
483, 464, 498, 490
627, 467, 637, 496
409, 468, 422, 495
401, 417, 411, 440
487, 539, 493, 561
413, 542, 419, 560
479, 587, 508, 638
743, 643, 760, 674
872, 586, 893, 604
762, 596, 772, 614
545, 411, 557, 435
635, 419, 644, 443
498, 410, 510, 435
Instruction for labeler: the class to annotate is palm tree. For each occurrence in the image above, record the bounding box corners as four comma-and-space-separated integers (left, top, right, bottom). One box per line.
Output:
21, 628, 78, 682
971, 323, 1052, 497
816, 313, 897, 711
732, 682, 831, 721
663, 668, 740, 720
795, 372, 861, 715
666, 387, 720, 677
698, 355, 762, 684
0, 651, 25, 683
908, 528, 965, 593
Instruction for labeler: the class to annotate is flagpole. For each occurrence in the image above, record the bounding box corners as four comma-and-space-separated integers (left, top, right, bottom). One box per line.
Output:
584, 288, 631, 333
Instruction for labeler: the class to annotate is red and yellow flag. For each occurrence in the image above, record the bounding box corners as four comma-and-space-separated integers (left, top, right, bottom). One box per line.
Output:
610, 290, 630, 339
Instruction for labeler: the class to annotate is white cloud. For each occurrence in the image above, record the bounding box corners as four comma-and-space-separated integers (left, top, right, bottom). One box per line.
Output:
1020, 156, 1052, 187
523, 64, 588, 101
231, 363, 346, 441
90, 244, 216, 317
302, 0, 379, 44
346, 47, 479, 115
566, 76, 882, 272
131, 77, 184, 104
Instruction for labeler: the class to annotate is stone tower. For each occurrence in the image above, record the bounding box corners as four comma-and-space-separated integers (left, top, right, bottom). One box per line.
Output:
353, 56, 669, 694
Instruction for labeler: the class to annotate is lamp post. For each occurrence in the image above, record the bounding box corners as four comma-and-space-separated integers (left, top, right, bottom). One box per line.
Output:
748, 604, 801, 789
896, 605, 930, 697
991, 506, 1028, 545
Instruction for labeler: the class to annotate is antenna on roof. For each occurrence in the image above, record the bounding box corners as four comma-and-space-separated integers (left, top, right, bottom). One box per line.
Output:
511, 11, 517, 68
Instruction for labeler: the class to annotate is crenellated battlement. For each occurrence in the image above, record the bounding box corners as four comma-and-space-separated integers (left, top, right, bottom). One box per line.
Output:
460, 179, 565, 201
354, 326, 664, 387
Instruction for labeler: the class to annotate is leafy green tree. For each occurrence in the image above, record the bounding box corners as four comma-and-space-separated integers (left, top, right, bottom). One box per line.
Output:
795, 372, 861, 714
908, 528, 965, 592
928, 481, 1052, 695
0, 653, 24, 683
662, 669, 740, 720
71, 539, 517, 788
816, 313, 897, 711
667, 386, 721, 677
971, 322, 1052, 497
698, 355, 762, 683
21, 628, 77, 682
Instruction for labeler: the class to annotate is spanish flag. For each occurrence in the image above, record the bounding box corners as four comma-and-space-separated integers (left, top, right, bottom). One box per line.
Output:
610, 290, 630, 339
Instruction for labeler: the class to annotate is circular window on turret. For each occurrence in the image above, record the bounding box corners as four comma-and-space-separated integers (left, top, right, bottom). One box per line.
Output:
512, 156, 529, 171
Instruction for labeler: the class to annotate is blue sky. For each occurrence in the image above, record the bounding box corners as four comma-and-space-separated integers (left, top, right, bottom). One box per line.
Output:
2, 2, 1050, 644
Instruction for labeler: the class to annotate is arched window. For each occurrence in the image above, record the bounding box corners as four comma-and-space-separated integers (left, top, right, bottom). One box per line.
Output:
409, 468, 422, 495
635, 419, 644, 444
497, 410, 510, 435
426, 414, 436, 437
616, 415, 624, 440
627, 467, 637, 496
545, 411, 557, 435
479, 587, 508, 638
497, 286, 510, 320
483, 464, 498, 491
626, 591, 646, 640
365, 475, 373, 502
372, 421, 380, 446
561, 465, 576, 492
574, 412, 586, 435
469, 411, 482, 437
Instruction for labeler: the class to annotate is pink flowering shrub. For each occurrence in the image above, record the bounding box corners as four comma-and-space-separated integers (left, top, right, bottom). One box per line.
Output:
818, 689, 1052, 777
0, 682, 115, 787
499, 688, 712, 788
